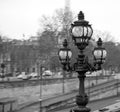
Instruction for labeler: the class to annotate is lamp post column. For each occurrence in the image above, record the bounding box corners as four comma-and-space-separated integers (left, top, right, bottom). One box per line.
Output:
62, 67, 65, 93
72, 51, 90, 112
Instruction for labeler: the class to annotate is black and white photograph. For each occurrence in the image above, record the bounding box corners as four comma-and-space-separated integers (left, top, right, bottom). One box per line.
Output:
0, 0, 120, 112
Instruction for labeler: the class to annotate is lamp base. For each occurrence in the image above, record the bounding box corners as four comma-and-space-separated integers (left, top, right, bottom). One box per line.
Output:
70, 106, 91, 112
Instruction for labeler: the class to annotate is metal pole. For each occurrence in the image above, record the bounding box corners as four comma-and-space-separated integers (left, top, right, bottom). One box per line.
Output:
117, 79, 118, 96
2, 68, 4, 81
62, 69, 65, 94
116, 75, 119, 96
96, 74, 97, 85
88, 78, 90, 96
40, 65, 42, 112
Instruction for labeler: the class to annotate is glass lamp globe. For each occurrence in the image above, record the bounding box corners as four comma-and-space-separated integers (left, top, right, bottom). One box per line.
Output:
93, 48, 107, 63
58, 49, 72, 60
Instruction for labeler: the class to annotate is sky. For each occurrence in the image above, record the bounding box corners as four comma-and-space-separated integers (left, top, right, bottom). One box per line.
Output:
0, 0, 120, 42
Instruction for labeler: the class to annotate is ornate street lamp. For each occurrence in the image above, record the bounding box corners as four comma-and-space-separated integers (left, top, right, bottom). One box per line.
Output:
93, 38, 107, 70
58, 39, 72, 71
58, 11, 107, 112
58, 39, 72, 93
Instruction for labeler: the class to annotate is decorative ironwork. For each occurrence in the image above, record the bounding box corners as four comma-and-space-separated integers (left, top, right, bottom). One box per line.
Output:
58, 11, 107, 112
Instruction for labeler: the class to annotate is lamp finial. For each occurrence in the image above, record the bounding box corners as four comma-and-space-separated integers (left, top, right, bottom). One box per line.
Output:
78, 11, 84, 20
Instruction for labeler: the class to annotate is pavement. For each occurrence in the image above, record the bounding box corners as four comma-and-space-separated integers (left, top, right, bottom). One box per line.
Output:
56, 95, 120, 112
16, 79, 120, 112
16, 95, 120, 112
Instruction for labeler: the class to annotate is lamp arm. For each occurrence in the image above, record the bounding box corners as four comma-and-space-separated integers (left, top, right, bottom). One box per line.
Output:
84, 56, 96, 72
86, 62, 96, 72
62, 62, 75, 72
62, 63, 72, 72
62, 64, 67, 71
66, 63, 73, 72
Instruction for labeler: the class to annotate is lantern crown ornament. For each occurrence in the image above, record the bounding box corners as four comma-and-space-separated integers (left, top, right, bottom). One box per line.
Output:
78, 11, 84, 20
63, 38, 68, 48
97, 38, 102, 46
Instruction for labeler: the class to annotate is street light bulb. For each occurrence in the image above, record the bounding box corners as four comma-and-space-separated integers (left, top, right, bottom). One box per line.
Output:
59, 51, 67, 59
72, 26, 83, 37
87, 26, 93, 37
93, 50, 102, 59
84, 27, 87, 36
103, 50, 107, 58
68, 50, 72, 59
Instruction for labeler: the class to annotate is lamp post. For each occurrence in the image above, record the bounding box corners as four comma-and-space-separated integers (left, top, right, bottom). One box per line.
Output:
58, 11, 107, 112
38, 59, 45, 112
39, 65, 43, 112
58, 39, 72, 93
62, 69, 65, 93
37, 64, 44, 112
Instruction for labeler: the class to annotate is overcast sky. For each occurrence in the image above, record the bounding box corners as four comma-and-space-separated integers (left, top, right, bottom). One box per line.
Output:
0, 0, 120, 42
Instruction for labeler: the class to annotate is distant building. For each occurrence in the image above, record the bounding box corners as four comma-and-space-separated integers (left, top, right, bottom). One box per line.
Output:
12, 36, 39, 46
0, 52, 11, 75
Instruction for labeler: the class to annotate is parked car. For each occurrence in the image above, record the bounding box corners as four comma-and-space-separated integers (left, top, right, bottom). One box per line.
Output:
42, 70, 53, 77
29, 72, 38, 78
53, 72, 63, 78
17, 74, 23, 79
17, 72, 31, 80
